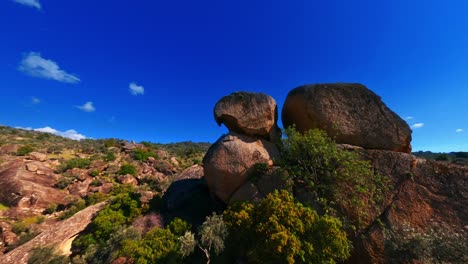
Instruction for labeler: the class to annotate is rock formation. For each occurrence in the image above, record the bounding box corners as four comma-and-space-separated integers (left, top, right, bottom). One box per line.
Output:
347, 148, 467, 263
214, 92, 281, 142
203, 132, 279, 202
0, 202, 107, 264
282, 83, 412, 153
204, 91, 283, 203
0, 158, 70, 216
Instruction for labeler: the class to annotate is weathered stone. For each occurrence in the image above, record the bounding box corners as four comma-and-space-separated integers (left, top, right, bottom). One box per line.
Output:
214, 92, 281, 141
25, 163, 38, 172
203, 132, 280, 203
170, 157, 179, 167
229, 182, 261, 203
68, 179, 93, 198
28, 152, 47, 162
173, 165, 204, 182
117, 174, 138, 186
282, 83, 412, 153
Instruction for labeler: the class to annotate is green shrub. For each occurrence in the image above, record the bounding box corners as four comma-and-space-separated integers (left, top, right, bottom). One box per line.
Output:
0, 203, 9, 211
132, 148, 156, 161
59, 199, 86, 220
120, 218, 190, 263
44, 203, 58, 215
12, 222, 28, 235
17, 145, 34, 156
104, 151, 116, 162
279, 127, 389, 228
223, 190, 350, 264
385, 223, 468, 263
28, 246, 69, 264
89, 169, 99, 177
118, 164, 137, 176
54, 176, 74, 189
68, 158, 91, 169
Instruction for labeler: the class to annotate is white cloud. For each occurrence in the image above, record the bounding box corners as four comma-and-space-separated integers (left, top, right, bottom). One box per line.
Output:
13, 0, 41, 9
19, 52, 80, 83
129, 82, 144, 96
405, 116, 414, 120
456, 128, 464, 133
76, 101, 95, 112
16, 126, 86, 140
31, 96, 40, 104
411, 123, 424, 129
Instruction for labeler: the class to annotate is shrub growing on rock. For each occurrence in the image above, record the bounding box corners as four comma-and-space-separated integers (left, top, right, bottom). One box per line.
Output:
118, 164, 137, 176
279, 127, 389, 228
17, 145, 34, 156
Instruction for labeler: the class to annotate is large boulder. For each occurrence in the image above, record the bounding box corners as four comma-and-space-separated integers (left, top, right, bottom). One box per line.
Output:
203, 132, 280, 203
282, 83, 412, 153
214, 92, 281, 142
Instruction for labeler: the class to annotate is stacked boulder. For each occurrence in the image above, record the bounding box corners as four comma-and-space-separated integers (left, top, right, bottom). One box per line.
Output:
282, 83, 412, 153
203, 92, 282, 203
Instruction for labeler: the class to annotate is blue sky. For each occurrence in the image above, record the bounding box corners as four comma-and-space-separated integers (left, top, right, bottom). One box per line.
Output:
1, 0, 467, 152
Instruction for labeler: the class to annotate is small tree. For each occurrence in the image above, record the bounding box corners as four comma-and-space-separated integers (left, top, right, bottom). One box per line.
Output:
197, 213, 228, 264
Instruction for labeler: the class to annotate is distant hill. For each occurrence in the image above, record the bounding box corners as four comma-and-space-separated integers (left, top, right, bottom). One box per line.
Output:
413, 150, 468, 166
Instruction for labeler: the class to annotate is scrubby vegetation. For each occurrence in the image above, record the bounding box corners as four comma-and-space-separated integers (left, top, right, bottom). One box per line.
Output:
279, 127, 389, 229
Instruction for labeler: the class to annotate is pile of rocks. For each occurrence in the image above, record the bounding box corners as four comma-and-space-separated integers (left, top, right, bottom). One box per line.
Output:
203, 92, 283, 203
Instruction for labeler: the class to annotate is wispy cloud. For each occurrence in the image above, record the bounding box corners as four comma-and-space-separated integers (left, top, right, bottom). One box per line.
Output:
411, 123, 424, 129
31, 96, 41, 104
76, 101, 95, 112
17, 126, 86, 140
19, 52, 80, 83
13, 0, 41, 9
456, 128, 464, 133
405, 116, 414, 120
129, 82, 144, 96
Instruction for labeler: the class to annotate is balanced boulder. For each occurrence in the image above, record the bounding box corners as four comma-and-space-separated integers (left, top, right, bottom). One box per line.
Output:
282, 83, 412, 153
203, 132, 280, 203
214, 92, 281, 142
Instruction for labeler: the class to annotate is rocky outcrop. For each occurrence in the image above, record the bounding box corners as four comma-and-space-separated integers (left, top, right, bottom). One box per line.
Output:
203, 132, 279, 203
0, 202, 107, 264
282, 83, 412, 153
27, 152, 47, 162
214, 92, 281, 142
347, 149, 468, 263
0, 159, 70, 215
172, 165, 204, 182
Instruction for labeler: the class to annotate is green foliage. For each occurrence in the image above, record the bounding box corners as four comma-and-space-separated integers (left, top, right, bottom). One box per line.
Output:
89, 169, 99, 177
104, 151, 116, 162
435, 154, 449, 161
12, 222, 29, 235
59, 199, 86, 220
63, 158, 91, 170
179, 231, 196, 258
385, 223, 468, 263
279, 127, 389, 228
120, 218, 190, 264
223, 190, 350, 264
0, 202, 9, 211
103, 138, 118, 148
54, 176, 74, 189
133, 148, 156, 161
73, 186, 142, 254
28, 246, 69, 264
36, 133, 51, 141
17, 145, 34, 156
198, 213, 228, 256
44, 203, 58, 214
85, 192, 109, 206
118, 163, 137, 176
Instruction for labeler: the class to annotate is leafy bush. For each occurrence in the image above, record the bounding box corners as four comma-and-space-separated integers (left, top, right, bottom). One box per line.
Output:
63, 158, 91, 171
279, 127, 389, 228
118, 164, 137, 176
28, 246, 69, 264
43, 203, 58, 214
0, 202, 9, 211
104, 151, 116, 162
59, 199, 86, 220
223, 190, 350, 264
17, 145, 34, 156
120, 218, 190, 263
89, 169, 99, 177
385, 223, 468, 263
132, 148, 156, 161
197, 213, 228, 262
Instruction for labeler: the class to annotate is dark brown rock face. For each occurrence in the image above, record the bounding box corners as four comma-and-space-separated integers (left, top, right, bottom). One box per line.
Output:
282, 83, 412, 153
203, 132, 280, 203
348, 149, 467, 264
214, 92, 281, 142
